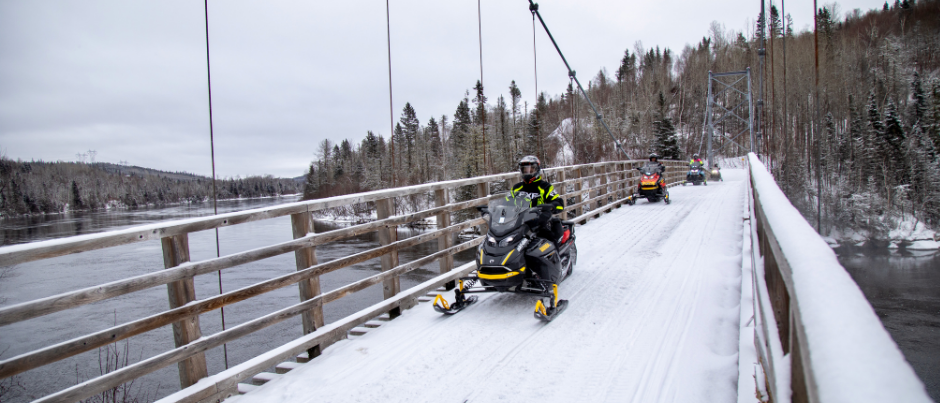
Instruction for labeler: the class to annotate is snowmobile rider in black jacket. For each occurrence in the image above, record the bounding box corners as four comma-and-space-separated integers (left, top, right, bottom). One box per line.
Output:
645, 153, 666, 174
511, 156, 565, 245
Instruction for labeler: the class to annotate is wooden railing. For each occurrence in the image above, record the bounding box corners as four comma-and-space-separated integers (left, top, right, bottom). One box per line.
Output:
0, 159, 686, 403
746, 153, 930, 403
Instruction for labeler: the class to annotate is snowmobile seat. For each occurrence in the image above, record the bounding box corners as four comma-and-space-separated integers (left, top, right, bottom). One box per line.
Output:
561, 220, 574, 226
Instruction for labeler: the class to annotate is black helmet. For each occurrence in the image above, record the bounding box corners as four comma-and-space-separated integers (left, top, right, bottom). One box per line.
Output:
649, 153, 660, 162
519, 155, 541, 182
693, 153, 700, 159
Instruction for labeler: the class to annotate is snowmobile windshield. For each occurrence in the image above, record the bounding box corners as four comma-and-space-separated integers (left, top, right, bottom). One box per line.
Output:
487, 195, 538, 236
690, 162, 704, 168
639, 166, 658, 176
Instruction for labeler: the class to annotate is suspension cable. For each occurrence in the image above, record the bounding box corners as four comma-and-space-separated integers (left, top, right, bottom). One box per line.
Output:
478, 0, 487, 174
386, 0, 396, 187
203, 0, 228, 369
531, 5, 541, 160
527, 1, 630, 160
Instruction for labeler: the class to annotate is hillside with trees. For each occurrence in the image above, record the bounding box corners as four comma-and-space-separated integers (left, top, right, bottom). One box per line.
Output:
302, 1, 940, 239
0, 159, 301, 216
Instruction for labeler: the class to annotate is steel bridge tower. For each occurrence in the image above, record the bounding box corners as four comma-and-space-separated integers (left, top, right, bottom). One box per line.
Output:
705, 68, 754, 167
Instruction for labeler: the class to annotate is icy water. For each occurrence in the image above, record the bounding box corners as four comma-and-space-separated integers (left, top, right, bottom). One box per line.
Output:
836, 248, 940, 401
0, 197, 476, 402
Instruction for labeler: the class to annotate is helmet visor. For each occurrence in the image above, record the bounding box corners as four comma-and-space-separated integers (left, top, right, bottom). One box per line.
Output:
520, 164, 538, 175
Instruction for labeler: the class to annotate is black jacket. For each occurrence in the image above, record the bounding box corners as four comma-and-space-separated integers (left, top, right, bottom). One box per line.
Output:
510, 175, 564, 213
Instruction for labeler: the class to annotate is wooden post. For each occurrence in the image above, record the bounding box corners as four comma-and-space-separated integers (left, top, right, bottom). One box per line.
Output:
597, 165, 609, 216
435, 189, 455, 290
556, 170, 567, 216
291, 212, 325, 357
375, 198, 402, 318
161, 234, 208, 389
573, 168, 583, 218
476, 181, 490, 235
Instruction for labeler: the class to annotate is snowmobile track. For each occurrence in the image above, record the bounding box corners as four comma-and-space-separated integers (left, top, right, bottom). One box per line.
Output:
228, 172, 748, 403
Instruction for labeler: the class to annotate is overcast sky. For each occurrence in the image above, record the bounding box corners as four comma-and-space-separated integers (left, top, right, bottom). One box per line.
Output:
0, 0, 885, 179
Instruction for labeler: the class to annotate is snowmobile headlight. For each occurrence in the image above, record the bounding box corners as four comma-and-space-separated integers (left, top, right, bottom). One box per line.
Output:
487, 236, 496, 244
498, 235, 515, 247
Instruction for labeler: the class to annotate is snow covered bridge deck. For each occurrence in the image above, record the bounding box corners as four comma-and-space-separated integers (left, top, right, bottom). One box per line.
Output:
190, 170, 751, 403
1, 157, 929, 403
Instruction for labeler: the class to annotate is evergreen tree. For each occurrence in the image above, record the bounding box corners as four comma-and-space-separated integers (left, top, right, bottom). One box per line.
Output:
71, 180, 83, 209
302, 163, 318, 200
452, 97, 474, 178
652, 92, 680, 159
400, 102, 420, 174
883, 99, 907, 184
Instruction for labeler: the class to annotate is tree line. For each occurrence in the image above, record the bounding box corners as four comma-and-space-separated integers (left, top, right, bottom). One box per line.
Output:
302, 0, 940, 238
757, 0, 940, 236
0, 159, 301, 216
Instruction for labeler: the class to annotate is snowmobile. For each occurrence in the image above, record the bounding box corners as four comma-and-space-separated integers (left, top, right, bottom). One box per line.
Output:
709, 164, 723, 181
685, 162, 706, 186
635, 165, 671, 204
433, 194, 577, 322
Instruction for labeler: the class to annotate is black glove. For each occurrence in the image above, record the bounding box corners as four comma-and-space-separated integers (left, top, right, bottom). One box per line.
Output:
538, 207, 553, 224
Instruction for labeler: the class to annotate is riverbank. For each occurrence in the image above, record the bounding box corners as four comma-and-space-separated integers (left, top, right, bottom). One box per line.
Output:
824, 218, 940, 250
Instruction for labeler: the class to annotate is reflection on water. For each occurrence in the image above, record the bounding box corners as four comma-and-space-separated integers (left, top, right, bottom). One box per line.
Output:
0, 197, 477, 402
836, 247, 940, 401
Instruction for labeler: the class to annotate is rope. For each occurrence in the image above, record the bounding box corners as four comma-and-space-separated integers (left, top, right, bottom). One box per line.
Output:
386, 0, 396, 187
203, 0, 228, 369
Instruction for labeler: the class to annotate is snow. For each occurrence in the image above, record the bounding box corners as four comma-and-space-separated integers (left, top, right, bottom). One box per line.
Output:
220, 169, 751, 403
747, 153, 930, 403
547, 118, 575, 165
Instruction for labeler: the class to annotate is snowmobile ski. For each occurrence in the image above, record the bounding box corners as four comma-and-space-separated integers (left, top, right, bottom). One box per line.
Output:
533, 283, 567, 322
534, 298, 568, 322
433, 293, 478, 315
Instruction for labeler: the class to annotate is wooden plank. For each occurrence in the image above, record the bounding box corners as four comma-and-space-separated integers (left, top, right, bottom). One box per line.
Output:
375, 198, 401, 318
161, 234, 208, 389
290, 211, 324, 358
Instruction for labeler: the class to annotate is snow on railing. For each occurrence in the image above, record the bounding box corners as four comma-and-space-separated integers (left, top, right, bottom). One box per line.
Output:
747, 153, 929, 403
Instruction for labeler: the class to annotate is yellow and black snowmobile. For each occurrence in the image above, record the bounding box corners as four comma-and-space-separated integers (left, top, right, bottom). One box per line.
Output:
433, 194, 576, 321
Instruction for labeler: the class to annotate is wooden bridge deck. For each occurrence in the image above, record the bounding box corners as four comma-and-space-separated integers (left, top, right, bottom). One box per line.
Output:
216, 171, 749, 403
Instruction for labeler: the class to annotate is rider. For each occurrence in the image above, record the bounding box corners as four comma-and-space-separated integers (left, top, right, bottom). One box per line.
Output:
511, 155, 565, 244
689, 153, 706, 183
645, 153, 666, 174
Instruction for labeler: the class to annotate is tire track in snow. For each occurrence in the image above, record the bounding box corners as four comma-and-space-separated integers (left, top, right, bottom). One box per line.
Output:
231, 175, 748, 403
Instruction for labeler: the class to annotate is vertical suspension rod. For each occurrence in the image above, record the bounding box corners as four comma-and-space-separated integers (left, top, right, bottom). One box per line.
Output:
386, 0, 396, 187
527, 1, 630, 160
478, 0, 487, 173
814, 0, 822, 231
203, 0, 228, 369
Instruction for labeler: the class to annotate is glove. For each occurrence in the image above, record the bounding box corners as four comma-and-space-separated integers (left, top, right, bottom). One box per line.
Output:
538, 207, 553, 225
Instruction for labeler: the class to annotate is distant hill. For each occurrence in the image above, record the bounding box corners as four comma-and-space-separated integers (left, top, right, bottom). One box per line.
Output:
92, 162, 208, 182
0, 158, 302, 217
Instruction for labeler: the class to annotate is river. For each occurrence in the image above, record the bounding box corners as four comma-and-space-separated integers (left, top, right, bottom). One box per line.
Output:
836, 247, 940, 401
0, 196, 476, 402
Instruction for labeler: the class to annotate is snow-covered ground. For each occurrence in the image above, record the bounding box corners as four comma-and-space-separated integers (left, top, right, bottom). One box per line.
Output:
227, 170, 752, 403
